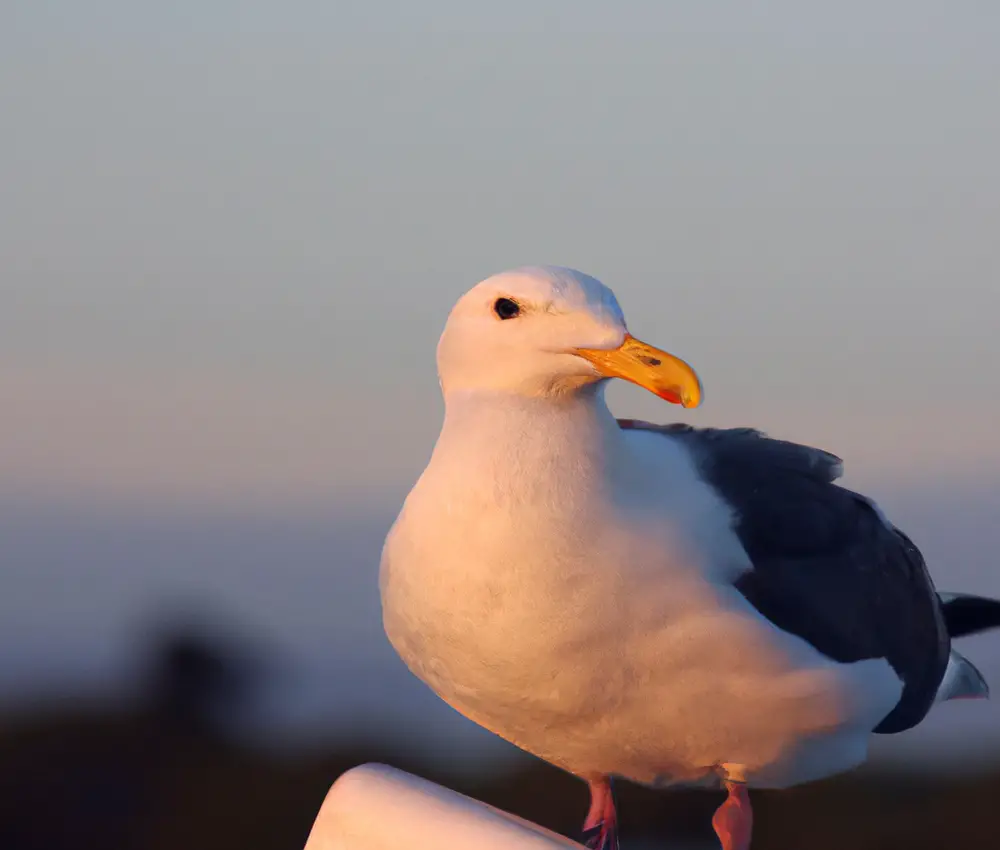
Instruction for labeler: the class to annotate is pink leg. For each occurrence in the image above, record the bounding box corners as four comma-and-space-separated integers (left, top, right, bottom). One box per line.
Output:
711, 780, 753, 850
581, 777, 619, 850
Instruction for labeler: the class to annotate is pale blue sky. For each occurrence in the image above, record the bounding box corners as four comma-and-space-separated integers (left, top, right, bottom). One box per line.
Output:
2, 2, 1000, 761
4, 1, 1000, 510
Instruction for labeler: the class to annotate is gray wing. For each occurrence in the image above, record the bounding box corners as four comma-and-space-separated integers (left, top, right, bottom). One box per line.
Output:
618, 419, 950, 733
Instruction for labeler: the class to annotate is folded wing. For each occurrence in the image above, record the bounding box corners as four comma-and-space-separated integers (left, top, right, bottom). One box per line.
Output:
618, 420, 950, 734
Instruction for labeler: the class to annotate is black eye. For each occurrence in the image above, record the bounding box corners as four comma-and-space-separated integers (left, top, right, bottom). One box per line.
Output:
493, 297, 521, 320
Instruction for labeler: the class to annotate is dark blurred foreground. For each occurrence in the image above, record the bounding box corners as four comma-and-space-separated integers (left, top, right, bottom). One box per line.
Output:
1, 629, 997, 850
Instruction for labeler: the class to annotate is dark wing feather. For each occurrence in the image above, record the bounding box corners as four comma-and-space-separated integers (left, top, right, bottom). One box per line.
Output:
618, 420, 950, 734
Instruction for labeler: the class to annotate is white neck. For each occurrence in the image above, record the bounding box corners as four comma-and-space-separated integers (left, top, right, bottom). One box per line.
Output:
436, 385, 623, 487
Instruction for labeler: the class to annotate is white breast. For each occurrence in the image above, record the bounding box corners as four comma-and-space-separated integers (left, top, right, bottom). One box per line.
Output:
379, 393, 902, 789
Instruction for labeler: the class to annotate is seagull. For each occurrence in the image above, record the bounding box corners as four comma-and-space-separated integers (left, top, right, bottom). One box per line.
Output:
379, 266, 1000, 850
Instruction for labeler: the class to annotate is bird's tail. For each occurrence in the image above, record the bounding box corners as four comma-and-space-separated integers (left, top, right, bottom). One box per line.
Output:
936, 651, 989, 702
934, 592, 1000, 704
939, 592, 1000, 638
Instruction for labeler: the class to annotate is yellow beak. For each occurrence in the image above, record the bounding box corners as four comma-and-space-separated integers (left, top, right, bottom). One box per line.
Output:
575, 333, 703, 408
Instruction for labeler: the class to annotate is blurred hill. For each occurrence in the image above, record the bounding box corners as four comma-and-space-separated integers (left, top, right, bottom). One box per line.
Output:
1, 627, 998, 850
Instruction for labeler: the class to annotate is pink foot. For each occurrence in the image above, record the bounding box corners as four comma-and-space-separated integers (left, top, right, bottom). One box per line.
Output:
712, 780, 753, 850
581, 777, 619, 850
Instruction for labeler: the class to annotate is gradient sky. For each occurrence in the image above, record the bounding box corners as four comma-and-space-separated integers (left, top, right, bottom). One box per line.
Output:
4, 0, 1000, 511
2, 2, 1000, 764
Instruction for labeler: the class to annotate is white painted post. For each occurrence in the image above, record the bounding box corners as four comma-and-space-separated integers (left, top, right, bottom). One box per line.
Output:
304, 763, 584, 850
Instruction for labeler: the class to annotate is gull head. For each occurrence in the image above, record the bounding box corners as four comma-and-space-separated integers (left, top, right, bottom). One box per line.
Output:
437, 266, 702, 407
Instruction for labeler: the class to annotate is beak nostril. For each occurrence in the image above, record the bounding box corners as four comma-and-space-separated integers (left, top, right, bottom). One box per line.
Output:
575, 336, 701, 408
